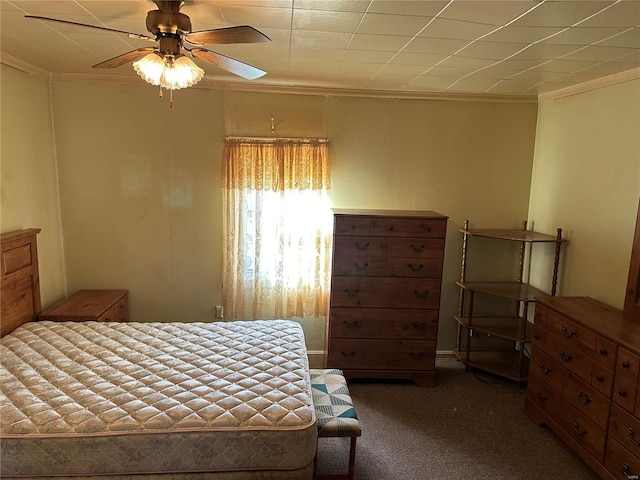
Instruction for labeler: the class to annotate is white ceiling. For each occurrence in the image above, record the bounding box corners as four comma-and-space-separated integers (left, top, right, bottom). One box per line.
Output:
2, 0, 639, 100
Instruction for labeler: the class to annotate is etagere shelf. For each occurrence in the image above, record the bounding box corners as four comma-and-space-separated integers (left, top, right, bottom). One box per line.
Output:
454, 220, 567, 385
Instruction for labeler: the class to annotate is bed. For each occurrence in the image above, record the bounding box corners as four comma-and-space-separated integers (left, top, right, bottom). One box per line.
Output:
0, 229, 317, 479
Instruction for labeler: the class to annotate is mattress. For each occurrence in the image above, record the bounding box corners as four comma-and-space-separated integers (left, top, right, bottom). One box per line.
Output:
0, 320, 317, 477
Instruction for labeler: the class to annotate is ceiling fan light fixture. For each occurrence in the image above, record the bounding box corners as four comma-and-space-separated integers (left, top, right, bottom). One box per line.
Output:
133, 53, 204, 90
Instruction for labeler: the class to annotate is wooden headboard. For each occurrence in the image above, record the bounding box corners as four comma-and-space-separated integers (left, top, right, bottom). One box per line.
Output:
1, 228, 42, 337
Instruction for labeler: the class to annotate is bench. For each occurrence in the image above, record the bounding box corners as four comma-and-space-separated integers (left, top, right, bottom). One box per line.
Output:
310, 368, 362, 480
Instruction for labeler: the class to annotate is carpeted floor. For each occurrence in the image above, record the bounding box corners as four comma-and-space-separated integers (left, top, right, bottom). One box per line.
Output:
315, 357, 600, 480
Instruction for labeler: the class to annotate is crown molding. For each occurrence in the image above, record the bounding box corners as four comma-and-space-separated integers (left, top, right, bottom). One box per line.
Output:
1, 53, 50, 78
538, 67, 640, 102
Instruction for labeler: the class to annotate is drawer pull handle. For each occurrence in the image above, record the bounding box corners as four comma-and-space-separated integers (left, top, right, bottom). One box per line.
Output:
409, 352, 425, 361
619, 389, 628, 398
623, 463, 638, 479
354, 242, 370, 250
596, 375, 604, 383
534, 334, 540, 340
342, 320, 360, 329
409, 243, 426, 252
408, 263, 424, 272
539, 363, 551, 375
572, 421, 588, 436
561, 326, 577, 338
341, 351, 356, 359
387, 225, 394, 231
628, 427, 640, 447
353, 262, 369, 271
599, 348, 608, 356
577, 391, 592, 405
536, 391, 549, 402
535, 312, 543, 319
559, 350, 573, 362
622, 361, 631, 369
344, 289, 360, 297
414, 290, 429, 299
411, 321, 427, 330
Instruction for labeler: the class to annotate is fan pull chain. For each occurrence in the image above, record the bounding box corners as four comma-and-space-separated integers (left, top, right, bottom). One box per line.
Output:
170, 90, 174, 108
158, 86, 163, 98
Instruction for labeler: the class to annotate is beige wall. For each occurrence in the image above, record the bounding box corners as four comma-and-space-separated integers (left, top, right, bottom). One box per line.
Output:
0, 64, 66, 308
529, 79, 640, 310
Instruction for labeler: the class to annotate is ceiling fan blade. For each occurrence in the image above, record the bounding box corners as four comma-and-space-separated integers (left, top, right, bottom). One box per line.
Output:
92, 47, 156, 68
25, 15, 156, 41
190, 48, 266, 80
184, 26, 270, 46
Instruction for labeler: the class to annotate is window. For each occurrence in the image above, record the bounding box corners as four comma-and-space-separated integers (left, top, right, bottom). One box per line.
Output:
222, 138, 332, 320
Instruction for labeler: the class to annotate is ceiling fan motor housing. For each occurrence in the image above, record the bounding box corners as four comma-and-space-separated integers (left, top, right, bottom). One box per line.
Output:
146, 9, 191, 35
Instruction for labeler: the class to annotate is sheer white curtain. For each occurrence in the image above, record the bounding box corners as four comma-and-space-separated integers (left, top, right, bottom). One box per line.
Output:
222, 138, 333, 320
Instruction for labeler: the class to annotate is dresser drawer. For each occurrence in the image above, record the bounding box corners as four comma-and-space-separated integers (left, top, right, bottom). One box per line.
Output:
530, 347, 564, 393
533, 304, 548, 330
372, 217, 409, 236
329, 308, 438, 340
334, 216, 371, 236
563, 373, 611, 429
388, 257, 444, 278
546, 311, 597, 352
595, 336, 617, 371
331, 277, 441, 309
526, 371, 562, 419
614, 376, 638, 413
605, 437, 640, 480
592, 362, 615, 397
327, 339, 436, 370
608, 403, 640, 459
333, 236, 389, 256
332, 255, 388, 276
408, 219, 447, 238
561, 400, 607, 463
531, 324, 546, 350
545, 333, 594, 384
617, 348, 640, 385
388, 238, 445, 259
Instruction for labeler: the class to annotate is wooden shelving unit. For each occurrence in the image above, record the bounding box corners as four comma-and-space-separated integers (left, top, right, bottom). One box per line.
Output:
454, 220, 566, 386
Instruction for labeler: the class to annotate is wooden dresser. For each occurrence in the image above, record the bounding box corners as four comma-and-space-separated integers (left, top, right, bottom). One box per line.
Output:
325, 209, 448, 387
524, 296, 640, 480
39, 289, 129, 322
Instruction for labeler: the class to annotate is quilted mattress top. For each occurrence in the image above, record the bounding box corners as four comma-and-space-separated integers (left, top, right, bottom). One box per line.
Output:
0, 320, 315, 437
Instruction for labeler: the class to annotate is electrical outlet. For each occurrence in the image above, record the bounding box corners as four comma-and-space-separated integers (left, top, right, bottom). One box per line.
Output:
215, 305, 224, 319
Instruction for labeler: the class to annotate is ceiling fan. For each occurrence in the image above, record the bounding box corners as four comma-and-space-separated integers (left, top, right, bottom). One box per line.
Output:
26, 0, 271, 88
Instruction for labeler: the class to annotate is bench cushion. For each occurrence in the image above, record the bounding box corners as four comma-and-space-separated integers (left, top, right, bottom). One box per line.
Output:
310, 369, 361, 438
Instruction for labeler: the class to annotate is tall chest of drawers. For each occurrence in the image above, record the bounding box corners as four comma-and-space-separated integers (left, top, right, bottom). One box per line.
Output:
524, 296, 640, 479
325, 209, 448, 387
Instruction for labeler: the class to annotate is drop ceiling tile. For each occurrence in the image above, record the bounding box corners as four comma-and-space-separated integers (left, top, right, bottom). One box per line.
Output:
439, 1, 539, 26
595, 27, 640, 48
419, 18, 498, 40
486, 78, 540, 94
389, 51, 450, 66
356, 13, 432, 36
561, 44, 640, 62
511, 1, 615, 27
578, 61, 640, 75
506, 69, 566, 82
448, 77, 504, 93
379, 63, 434, 75
340, 49, 396, 64
220, 0, 293, 8
288, 58, 338, 72
577, 1, 640, 28
420, 65, 474, 78
529, 59, 601, 73
293, 0, 370, 13
364, 73, 413, 89
348, 33, 412, 52
538, 26, 630, 46
334, 61, 385, 74
368, 1, 448, 17
289, 47, 343, 62
216, 5, 293, 29
484, 25, 565, 43
508, 43, 583, 61
457, 40, 530, 60
438, 55, 499, 69
11, 1, 87, 16
403, 36, 468, 55
408, 75, 458, 90
290, 30, 351, 49
257, 28, 291, 44
292, 9, 363, 33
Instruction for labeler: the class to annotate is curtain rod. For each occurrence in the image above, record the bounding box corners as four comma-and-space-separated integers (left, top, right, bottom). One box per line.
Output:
225, 136, 329, 143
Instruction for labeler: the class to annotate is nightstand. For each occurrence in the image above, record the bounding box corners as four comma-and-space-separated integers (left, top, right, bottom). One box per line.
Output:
38, 290, 129, 322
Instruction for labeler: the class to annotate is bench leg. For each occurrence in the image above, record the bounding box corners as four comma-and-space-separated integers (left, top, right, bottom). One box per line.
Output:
348, 436, 357, 480
314, 436, 358, 480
